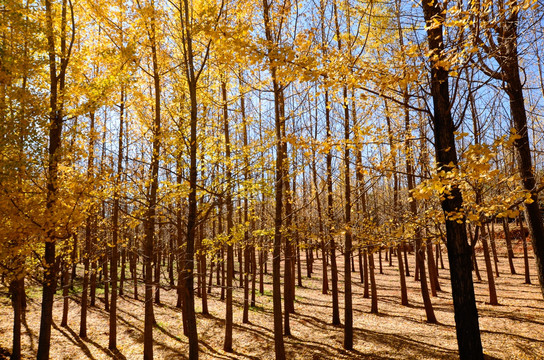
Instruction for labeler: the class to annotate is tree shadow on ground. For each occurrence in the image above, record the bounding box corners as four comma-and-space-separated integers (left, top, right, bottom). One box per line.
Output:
51, 322, 98, 360
352, 326, 458, 359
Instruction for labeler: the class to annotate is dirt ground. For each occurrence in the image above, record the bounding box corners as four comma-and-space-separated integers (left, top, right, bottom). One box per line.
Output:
1, 241, 543, 359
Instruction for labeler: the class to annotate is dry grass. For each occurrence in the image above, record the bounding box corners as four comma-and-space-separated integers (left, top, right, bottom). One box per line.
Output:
1, 241, 543, 359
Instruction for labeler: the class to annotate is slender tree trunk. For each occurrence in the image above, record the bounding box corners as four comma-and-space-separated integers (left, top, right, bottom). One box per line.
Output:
519, 216, 531, 284
378, 249, 383, 274
154, 231, 161, 304
109, 92, 123, 345
259, 247, 265, 295
312, 146, 328, 294
340, 84, 353, 348
363, 250, 369, 298
369, 251, 378, 314
282, 131, 294, 335
398, 245, 408, 306
80, 144, 93, 335
169, 231, 175, 287
200, 224, 208, 315
100, 243, 108, 309
251, 244, 257, 307
324, 88, 340, 326
241, 77, 252, 322
480, 226, 498, 305
61, 259, 69, 326
403, 76, 435, 323
427, 243, 438, 296
222, 81, 234, 353
502, 219, 517, 274
488, 223, 500, 278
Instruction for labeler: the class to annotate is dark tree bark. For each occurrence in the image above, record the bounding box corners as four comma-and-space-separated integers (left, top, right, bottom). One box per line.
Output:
398, 245, 408, 306
363, 250, 369, 298
262, 0, 287, 357
109, 85, 124, 349
282, 127, 294, 335
60, 259, 70, 326
473, 0, 544, 299
222, 80, 234, 353
369, 251, 378, 314
141, 1, 162, 357
325, 88, 340, 326
502, 219, 517, 274
241, 76, 252, 324
200, 223, 208, 315
37, 0, 71, 357
422, 1, 483, 358
480, 226, 498, 304
311, 142, 328, 295
519, 216, 531, 284
10, 278, 24, 360
487, 223, 500, 278
179, 0, 202, 356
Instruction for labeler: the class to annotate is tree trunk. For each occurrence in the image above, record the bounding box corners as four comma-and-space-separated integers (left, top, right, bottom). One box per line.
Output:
499, 8, 544, 297
427, 243, 438, 296
37, 1, 68, 356
142, 3, 162, 356
487, 223, 500, 278
480, 226, 498, 305
180, 0, 200, 356
363, 250, 369, 298
222, 80, 234, 353
10, 278, 23, 360
422, 1, 483, 357
200, 225, 208, 315
519, 216, 531, 284
61, 260, 70, 326
398, 245, 408, 306
369, 251, 378, 314
324, 88, 340, 326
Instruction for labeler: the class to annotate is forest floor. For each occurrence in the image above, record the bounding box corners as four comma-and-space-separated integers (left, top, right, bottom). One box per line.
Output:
1, 233, 543, 359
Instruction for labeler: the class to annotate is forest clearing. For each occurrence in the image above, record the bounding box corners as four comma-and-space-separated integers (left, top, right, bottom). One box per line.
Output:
1, 233, 543, 359
3, 0, 544, 359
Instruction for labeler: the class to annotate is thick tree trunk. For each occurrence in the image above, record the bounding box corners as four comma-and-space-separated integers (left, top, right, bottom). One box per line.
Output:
499, 11, 544, 295
422, 1, 483, 357
10, 278, 23, 360
180, 0, 200, 357
142, 5, 162, 356
37, 1, 68, 356
262, 1, 287, 357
